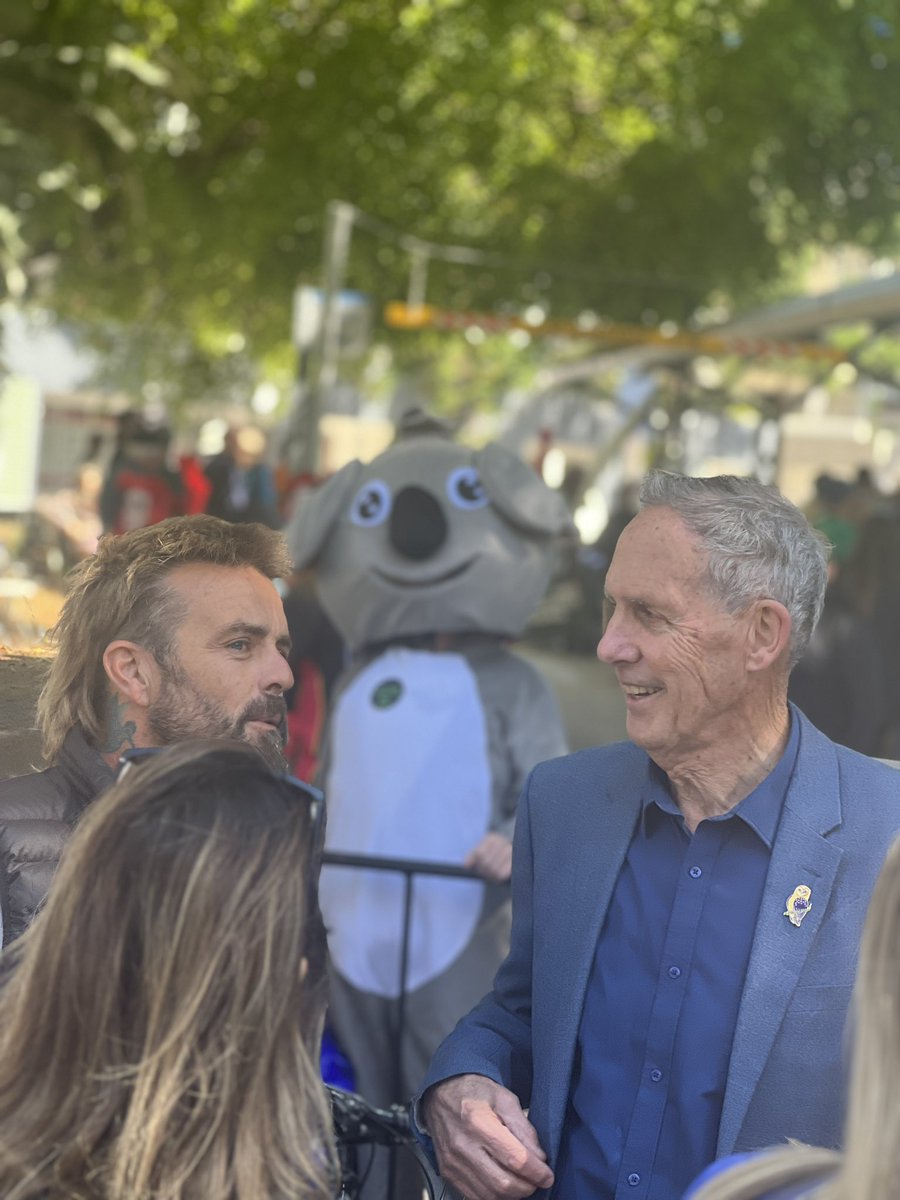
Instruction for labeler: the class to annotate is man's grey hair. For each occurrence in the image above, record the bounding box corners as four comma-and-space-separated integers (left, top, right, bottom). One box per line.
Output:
639, 471, 830, 667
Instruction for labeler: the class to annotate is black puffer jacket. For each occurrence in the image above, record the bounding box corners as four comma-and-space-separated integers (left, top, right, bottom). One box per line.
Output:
0, 727, 114, 944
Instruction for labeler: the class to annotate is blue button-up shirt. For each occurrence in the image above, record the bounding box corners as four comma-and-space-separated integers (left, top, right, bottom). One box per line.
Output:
553, 714, 800, 1200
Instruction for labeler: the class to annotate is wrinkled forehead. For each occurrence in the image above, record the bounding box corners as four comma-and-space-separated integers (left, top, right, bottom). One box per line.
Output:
623, 505, 707, 554
611, 507, 712, 590
164, 563, 287, 626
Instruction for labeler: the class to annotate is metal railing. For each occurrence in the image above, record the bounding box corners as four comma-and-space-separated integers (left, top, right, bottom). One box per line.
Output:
321, 851, 506, 1200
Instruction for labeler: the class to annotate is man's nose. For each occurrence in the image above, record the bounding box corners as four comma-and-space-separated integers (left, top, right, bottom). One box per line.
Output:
265, 648, 294, 693
597, 611, 637, 665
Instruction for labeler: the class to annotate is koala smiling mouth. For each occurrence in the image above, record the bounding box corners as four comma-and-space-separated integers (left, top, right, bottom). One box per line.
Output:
373, 557, 476, 588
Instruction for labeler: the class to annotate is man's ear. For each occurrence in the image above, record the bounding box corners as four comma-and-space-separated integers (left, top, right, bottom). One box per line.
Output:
746, 599, 792, 672
102, 641, 160, 709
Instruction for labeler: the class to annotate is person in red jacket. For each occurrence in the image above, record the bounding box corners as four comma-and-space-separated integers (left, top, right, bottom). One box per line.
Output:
101, 421, 186, 534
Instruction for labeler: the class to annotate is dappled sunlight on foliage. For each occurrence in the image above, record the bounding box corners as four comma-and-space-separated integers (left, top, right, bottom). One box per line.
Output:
1, 0, 898, 403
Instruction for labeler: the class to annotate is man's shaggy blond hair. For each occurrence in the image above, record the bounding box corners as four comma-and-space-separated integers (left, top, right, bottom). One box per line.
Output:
37, 515, 293, 763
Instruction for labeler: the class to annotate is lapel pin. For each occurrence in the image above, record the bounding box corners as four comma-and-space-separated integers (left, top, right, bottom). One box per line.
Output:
784, 884, 812, 927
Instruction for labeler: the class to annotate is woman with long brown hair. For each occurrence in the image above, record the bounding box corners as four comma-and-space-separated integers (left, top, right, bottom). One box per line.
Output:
0, 740, 339, 1200
687, 834, 900, 1200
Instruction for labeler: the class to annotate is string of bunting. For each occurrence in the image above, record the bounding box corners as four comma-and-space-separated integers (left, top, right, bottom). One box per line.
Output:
384, 302, 848, 364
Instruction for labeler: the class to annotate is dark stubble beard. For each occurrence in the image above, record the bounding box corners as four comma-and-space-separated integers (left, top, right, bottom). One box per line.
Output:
148, 666, 289, 772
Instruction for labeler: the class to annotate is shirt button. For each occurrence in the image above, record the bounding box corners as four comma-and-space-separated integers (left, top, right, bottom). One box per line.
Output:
650, 1068, 663, 1082
689, 866, 702, 878
668, 965, 682, 979
627, 1173, 641, 1186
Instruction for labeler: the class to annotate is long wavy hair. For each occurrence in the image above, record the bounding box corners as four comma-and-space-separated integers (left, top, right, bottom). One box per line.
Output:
0, 740, 338, 1200
691, 835, 900, 1200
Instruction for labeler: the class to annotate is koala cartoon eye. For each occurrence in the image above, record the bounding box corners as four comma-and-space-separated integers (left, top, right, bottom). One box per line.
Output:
349, 480, 392, 527
446, 466, 490, 511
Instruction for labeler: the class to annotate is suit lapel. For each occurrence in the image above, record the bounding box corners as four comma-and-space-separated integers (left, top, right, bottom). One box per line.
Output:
542, 747, 645, 1162
717, 717, 844, 1153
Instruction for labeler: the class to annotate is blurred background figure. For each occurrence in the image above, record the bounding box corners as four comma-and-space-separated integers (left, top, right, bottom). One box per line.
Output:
28, 438, 105, 567
790, 510, 900, 757
686, 832, 900, 1200
836, 513, 900, 757
787, 533, 885, 758
204, 424, 280, 528
807, 473, 859, 568
99, 414, 186, 534
0, 740, 338, 1200
97, 410, 144, 531
282, 567, 346, 782
569, 480, 641, 651
77, 432, 106, 504
530, 425, 554, 476
846, 466, 884, 529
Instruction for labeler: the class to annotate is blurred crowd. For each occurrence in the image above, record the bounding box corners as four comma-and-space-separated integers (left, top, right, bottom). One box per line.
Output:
20, 410, 296, 583
96, 410, 283, 535
789, 468, 900, 758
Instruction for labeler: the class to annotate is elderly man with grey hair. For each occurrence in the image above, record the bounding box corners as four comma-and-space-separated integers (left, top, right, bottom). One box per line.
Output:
413, 471, 900, 1200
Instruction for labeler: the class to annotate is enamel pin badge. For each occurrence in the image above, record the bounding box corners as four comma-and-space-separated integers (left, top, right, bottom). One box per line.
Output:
784, 884, 812, 927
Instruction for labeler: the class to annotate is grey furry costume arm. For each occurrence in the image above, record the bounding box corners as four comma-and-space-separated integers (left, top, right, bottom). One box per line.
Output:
465, 645, 568, 843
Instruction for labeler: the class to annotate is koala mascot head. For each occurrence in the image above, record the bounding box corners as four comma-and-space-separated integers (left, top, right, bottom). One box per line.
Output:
287, 422, 575, 652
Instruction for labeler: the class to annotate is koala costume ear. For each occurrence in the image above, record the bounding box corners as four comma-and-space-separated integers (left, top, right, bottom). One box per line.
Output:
475, 442, 576, 537
286, 459, 363, 568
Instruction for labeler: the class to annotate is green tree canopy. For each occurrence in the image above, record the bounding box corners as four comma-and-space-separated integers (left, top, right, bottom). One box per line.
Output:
2, 0, 899, 402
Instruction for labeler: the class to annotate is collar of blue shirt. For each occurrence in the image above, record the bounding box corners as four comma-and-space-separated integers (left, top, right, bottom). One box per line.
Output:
641, 708, 801, 849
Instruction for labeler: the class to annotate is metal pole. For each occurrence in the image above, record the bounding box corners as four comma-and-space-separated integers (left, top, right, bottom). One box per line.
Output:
321, 853, 492, 1199
388, 870, 415, 1200
318, 200, 355, 380
407, 243, 429, 311
396, 870, 415, 1083
755, 398, 783, 486
292, 200, 356, 475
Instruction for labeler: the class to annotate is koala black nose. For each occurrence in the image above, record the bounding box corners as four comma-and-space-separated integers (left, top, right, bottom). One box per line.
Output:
389, 485, 448, 560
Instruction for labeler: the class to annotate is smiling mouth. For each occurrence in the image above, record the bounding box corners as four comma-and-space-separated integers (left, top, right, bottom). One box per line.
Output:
622, 685, 663, 701
373, 558, 476, 588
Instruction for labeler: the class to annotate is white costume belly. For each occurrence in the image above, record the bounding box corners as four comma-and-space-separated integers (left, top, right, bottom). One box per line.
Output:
321, 648, 491, 997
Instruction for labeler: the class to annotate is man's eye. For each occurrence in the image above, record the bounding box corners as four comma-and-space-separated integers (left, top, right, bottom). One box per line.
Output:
228, 639, 250, 652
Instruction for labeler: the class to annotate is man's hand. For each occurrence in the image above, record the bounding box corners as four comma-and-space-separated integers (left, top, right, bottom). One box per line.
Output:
464, 832, 513, 883
422, 1074, 554, 1200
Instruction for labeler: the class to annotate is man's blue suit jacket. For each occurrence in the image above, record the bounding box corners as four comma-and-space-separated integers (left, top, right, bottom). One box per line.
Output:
419, 710, 900, 1195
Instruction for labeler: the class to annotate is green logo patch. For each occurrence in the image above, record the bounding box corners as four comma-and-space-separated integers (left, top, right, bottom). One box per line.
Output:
372, 678, 403, 709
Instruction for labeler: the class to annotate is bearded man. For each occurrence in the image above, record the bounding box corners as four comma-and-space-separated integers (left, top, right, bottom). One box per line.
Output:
0, 514, 294, 943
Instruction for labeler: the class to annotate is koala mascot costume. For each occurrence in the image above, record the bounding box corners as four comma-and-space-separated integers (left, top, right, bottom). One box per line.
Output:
287, 415, 571, 1167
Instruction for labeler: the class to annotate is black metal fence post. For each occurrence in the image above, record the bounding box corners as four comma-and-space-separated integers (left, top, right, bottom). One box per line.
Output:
321, 852, 501, 1200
